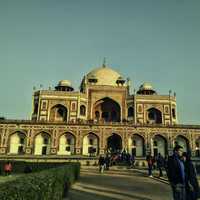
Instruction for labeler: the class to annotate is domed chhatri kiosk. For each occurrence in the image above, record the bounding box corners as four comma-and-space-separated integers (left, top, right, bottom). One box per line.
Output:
0, 63, 200, 162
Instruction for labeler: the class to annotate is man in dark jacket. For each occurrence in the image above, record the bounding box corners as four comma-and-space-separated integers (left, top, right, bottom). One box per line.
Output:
182, 152, 199, 200
98, 155, 105, 173
156, 153, 165, 177
167, 145, 186, 200
105, 154, 110, 170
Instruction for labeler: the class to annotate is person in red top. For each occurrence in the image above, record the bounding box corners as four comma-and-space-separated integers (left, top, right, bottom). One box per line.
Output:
4, 162, 12, 176
146, 154, 153, 177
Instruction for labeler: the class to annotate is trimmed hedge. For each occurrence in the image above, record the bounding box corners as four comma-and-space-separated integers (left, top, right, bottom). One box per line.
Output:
0, 163, 80, 200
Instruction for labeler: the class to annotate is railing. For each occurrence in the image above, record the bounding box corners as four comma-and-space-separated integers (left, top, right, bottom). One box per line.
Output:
0, 119, 200, 128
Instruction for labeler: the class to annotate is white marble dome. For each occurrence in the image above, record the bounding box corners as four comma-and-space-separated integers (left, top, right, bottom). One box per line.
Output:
86, 66, 123, 86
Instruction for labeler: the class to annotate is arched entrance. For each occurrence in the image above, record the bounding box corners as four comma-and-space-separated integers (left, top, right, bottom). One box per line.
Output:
57, 132, 75, 155
93, 97, 121, 122
107, 133, 122, 154
34, 132, 51, 155
9, 132, 26, 154
49, 104, 68, 122
128, 134, 144, 157
174, 135, 189, 153
82, 133, 99, 156
152, 135, 167, 157
147, 108, 162, 124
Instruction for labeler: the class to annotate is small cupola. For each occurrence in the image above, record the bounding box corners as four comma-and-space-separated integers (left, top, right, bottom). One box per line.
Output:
137, 82, 156, 95
55, 80, 74, 91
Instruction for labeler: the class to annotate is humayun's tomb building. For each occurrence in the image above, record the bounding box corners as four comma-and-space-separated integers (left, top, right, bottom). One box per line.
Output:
0, 63, 200, 160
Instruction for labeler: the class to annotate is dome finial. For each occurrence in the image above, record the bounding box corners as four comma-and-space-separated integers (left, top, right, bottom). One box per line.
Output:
102, 57, 106, 68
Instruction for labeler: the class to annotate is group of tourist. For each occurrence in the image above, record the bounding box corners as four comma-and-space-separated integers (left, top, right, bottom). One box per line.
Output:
98, 146, 199, 200
98, 151, 135, 173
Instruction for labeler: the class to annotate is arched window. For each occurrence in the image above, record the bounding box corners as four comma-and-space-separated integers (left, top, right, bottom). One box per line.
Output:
128, 107, 134, 117
80, 105, 86, 116
147, 108, 162, 124
49, 104, 68, 122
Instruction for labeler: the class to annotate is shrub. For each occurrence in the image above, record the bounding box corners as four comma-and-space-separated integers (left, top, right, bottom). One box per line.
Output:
0, 163, 80, 200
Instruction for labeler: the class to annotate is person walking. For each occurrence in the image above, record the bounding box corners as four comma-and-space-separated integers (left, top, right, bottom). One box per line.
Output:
130, 154, 135, 168
157, 153, 165, 177
98, 155, 105, 173
105, 154, 110, 170
146, 154, 153, 177
182, 152, 199, 200
126, 153, 131, 167
167, 145, 186, 200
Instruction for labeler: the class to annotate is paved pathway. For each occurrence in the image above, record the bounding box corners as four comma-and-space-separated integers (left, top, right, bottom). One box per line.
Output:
67, 167, 172, 200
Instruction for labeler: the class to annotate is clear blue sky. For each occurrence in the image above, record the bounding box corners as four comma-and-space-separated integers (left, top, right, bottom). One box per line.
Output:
0, 0, 199, 124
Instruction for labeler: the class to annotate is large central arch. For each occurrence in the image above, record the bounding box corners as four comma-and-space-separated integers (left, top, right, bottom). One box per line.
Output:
107, 133, 122, 154
93, 97, 121, 122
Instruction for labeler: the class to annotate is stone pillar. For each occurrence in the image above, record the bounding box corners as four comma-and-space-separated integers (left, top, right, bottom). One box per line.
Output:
190, 133, 196, 157
50, 128, 57, 155
3, 129, 9, 154
0, 129, 7, 154
75, 128, 81, 155
168, 135, 173, 156
25, 129, 32, 155
145, 132, 151, 156
145, 147, 151, 156
99, 127, 107, 155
